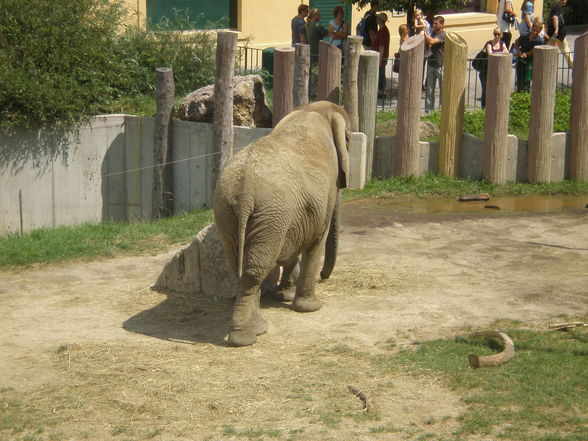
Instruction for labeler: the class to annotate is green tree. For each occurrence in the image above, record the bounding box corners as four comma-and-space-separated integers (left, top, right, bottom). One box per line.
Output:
347, 0, 471, 28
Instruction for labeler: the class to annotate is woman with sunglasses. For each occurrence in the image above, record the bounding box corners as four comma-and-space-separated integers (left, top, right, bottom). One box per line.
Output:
479, 27, 509, 108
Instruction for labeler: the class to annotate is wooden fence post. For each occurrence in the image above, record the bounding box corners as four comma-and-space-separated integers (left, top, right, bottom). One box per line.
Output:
318, 40, 342, 104
482, 53, 512, 184
344, 36, 363, 132
293, 43, 310, 108
152, 67, 175, 218
439, 32, 467, 177
212, 31, 238, 192
570, 31, 588, 181
528, 45, 558, 183
358, 51, 379, 181
273, 47, 295, 126
395, 35, 425, 177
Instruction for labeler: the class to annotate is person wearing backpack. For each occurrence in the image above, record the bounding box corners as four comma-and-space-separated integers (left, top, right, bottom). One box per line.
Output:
357, 1, 379, 49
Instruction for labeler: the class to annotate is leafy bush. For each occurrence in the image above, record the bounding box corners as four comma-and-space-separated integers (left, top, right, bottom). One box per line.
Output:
0, 0, 128, 129
114, 11, 219, 97
0, 1, 218, 130
509, 90, 570, 139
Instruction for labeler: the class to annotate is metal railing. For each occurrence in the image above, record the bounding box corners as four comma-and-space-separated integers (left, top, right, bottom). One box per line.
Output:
377, 52, 574, 112
236, 46, 264, 74
235, 46, 574, 112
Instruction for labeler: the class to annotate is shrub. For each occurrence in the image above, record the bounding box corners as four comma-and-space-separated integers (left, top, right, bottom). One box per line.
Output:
0, 2, 219, 130
0, 0, 128, 129
114, 11, 219, 97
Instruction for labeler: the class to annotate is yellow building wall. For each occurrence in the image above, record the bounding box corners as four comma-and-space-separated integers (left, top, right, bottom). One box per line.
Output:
121, 0, 544, 55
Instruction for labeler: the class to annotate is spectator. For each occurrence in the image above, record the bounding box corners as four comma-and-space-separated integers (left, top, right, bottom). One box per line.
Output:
306, 8, 328, 65
424, 16, 445, 113
372, 12, 390, 96
479, 27, 509, 108
361, 1, 379, 49
328, 5, 349, 52
519, 0, 535, 36
547, 0, 573, 68
291, 4, 309, 46
497, 0, 516, 48
392, 24, 409, 75
513, 18, 545, 91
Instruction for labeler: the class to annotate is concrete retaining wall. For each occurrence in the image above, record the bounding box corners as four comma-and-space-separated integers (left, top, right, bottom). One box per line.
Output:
0, 114, 570, 235
373, 133, 569, 181
0, 116, 272, 234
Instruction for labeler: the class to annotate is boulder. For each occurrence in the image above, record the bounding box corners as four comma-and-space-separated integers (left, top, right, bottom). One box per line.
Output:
154, 223, 238, 298
178, 75, 272, 128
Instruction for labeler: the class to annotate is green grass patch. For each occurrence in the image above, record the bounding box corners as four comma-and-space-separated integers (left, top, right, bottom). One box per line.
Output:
343, 173, 588, 201
0, 209, 213, 268
377, 327, 588, 440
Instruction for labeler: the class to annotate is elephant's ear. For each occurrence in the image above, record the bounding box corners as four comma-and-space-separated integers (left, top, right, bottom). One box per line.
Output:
327, 110, 350, 189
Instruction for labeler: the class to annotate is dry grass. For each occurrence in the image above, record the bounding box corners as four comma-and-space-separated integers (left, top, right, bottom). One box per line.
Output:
1, 328, 463, 441
318, 265, 403, 298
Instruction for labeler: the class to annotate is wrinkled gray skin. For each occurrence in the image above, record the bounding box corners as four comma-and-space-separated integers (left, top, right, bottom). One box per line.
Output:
213, 101, 351, 347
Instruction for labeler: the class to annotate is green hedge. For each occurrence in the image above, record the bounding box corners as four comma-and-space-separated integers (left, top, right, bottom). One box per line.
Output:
0, 0, 217, 130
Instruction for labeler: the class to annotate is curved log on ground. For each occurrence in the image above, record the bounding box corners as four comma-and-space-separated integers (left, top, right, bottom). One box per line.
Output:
468, 331, 515, 368
347, 385, 373, 412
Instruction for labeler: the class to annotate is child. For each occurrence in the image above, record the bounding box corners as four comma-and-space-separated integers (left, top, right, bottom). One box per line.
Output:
414, 8, 432, 58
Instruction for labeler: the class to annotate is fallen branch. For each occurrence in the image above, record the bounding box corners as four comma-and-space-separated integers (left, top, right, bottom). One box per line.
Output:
457, 193, 490, 202
468, 331, 515, 368
548, 322, 588, 331
347, 385, 373, 412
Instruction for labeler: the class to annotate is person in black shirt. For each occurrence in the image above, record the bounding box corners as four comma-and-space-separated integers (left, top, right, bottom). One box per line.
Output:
547, 0, 573, 68
361, 1, 379, 49
513, 18, 545, 91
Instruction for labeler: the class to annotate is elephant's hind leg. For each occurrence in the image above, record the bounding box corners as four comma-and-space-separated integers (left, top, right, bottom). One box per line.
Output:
291, 242, 323, 313
229, 275, 267, 347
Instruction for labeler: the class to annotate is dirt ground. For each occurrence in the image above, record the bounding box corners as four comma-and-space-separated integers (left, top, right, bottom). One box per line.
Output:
1, 198, 587, 441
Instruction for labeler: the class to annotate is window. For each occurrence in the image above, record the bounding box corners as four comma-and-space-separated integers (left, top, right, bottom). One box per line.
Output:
438, 0, 482, 14
147, 0, 237, 30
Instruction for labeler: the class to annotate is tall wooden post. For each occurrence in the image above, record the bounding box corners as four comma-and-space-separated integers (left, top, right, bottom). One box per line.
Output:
395, 35, 425, 177
152, 67, 175, 218
293, 43, 310, 109
213, 31, 237, 188
482, 53, 511, 184
344, 36, 363, 132
528, 45, 558, 183
358, 51, 379, 181
570, 31, 588, 181
318, 40, 342, 104
273, 47, 295, 126
439, 32, 467, 177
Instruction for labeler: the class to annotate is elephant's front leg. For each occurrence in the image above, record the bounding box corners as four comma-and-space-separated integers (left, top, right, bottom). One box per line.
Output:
291, 240, 324, 313
229, 276, 267, 347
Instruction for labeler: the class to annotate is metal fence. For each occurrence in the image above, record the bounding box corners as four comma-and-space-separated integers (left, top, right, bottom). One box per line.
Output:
236, 46, 264, 74
377, 51, 574, 112
236, 46, 574, 112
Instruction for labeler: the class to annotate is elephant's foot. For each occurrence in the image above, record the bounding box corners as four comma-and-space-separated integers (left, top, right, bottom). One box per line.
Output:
252, 315, 268, 335
291, 296, 322, 313
228, 328, 257, 347
273, 287, 295, 302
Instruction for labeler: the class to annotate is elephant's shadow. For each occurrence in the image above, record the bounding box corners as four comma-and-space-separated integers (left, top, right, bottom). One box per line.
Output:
122, 288, 292, 347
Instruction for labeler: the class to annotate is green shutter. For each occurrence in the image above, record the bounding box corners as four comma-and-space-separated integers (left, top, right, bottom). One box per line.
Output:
147, 0, 236, 30
309, 0, 352, 30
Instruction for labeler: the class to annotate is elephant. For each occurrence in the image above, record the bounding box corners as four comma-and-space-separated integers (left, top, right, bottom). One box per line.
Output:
213, 101, 350, 347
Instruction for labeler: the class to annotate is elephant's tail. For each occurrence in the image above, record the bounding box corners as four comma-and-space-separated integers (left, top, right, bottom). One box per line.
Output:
237, 185, 255, 280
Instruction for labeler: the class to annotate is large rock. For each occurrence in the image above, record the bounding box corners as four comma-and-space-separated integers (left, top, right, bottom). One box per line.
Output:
178, 75, 272, 128
154, 223, 238, 298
